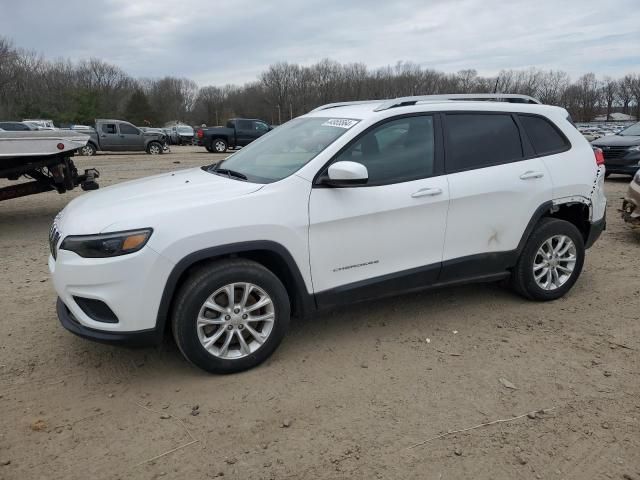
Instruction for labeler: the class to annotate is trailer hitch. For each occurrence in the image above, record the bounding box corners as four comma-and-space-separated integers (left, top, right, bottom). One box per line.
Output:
80, 168, 100, 191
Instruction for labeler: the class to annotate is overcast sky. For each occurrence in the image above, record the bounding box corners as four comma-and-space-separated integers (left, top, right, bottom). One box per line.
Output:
1, 0, 639, 86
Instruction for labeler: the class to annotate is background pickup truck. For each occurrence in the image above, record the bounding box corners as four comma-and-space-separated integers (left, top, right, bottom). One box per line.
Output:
196, 118, 271, 153
79, 119, 166, 156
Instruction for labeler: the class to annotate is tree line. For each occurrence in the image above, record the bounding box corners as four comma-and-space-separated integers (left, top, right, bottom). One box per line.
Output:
1, 36, 639, 127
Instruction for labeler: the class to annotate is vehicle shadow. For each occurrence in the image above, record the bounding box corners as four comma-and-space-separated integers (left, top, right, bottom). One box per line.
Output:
54, 280, 519, 383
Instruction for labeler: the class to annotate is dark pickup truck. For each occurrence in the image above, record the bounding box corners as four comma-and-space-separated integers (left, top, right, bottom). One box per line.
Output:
196, 118, 271, 153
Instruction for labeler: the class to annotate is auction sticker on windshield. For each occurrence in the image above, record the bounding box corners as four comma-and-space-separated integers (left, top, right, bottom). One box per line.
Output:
321, 119, 359, 129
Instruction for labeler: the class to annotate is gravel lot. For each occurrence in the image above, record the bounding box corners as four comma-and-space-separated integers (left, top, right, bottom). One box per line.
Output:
0, 146, 639, 480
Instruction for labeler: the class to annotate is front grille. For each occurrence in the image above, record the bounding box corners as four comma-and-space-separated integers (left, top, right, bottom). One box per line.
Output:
601, 146, 629, 160
49, 223, 61, 259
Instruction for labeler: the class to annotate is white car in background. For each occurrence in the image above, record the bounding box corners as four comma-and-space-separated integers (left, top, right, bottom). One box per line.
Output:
49, 94, 607, 374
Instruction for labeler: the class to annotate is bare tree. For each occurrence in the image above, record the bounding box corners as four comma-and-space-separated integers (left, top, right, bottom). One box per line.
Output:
618, 75, 634, 114
1, 35, 639, 126
601, 77, 618, 120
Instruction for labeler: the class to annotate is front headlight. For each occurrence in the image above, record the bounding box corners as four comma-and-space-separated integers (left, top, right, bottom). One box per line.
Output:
60, 228, 153, 258
629, 145, 640, 152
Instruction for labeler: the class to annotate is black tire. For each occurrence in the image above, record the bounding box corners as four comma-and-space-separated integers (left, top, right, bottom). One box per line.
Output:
171, 259, 290, 374
211, 138, 228, 153
604, 172, 611, 178
80, 143, 96, 156
511, 218, 585, 301
146, 141, 163, 155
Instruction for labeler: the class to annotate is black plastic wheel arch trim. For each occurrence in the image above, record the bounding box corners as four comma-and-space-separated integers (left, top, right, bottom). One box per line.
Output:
155, 240, 314, 335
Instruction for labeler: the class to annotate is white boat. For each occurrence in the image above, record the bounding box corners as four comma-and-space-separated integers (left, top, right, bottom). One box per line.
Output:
0, 130, 89, 159
0, 130, 98, 201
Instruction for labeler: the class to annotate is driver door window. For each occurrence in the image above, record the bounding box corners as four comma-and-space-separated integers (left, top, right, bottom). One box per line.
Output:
334, 115, 435, 186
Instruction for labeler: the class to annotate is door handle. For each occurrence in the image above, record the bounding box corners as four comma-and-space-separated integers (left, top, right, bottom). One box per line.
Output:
520, 171, 544, 180
411, 187, 443, 198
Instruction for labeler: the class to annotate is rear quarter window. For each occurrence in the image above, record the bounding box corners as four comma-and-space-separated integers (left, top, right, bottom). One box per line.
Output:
519, 114, 569, 156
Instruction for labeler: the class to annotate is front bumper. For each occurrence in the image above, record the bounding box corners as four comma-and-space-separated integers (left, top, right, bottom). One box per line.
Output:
57, 298, 159, 346
606, 164, 640, 175
49, 244, 174, 338
602, 151, 640, 175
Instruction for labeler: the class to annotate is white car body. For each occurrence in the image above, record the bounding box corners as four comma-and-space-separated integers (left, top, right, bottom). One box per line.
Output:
49, 97, 607, 345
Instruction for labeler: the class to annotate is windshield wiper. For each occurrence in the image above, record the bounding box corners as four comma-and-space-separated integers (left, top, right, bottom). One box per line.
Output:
212, 167, 248, 181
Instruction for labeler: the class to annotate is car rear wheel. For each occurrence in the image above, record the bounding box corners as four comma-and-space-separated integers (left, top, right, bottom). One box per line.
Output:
171, 259, 290, 374
511, 218, 585, 301
147, 142, 163, 155
212, 138, 227, 153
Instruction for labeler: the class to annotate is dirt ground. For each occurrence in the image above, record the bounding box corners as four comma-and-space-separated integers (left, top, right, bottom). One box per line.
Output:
0, 146, 639, 480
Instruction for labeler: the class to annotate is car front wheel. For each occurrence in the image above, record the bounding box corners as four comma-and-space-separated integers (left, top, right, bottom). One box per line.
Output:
511, 218, 585, 301
171, 259, 290, 374
147, 142, 163, 155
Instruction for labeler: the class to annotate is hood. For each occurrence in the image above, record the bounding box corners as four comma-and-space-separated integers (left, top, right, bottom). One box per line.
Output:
57, 167, 264, 235
592, 135, 640, 147
143, 131, 164, 138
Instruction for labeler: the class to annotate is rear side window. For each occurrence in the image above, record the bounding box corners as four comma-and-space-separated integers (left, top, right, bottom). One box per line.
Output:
519, 115, 569, 156
236, 120, 252, 130
119, 123, 139, 135
445, 114, 523, 172
102, 124, 117, 134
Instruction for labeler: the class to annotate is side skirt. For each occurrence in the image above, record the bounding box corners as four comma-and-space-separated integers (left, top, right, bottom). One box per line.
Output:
314, 251, 515, 310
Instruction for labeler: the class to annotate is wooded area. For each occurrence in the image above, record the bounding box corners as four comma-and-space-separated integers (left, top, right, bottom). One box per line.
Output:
1, 36, 639, 126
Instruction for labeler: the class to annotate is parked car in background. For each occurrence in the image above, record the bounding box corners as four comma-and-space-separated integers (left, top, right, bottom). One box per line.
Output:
196, 118, 271, 153
621, 170, 640, 228
0, 121, 36, 131
78, 119, 166, 156
161, 128, 173, 144
140, 127, 170, 151
591, 122, 640, 177
171, 125, 194, 145
50, 94, 606, 374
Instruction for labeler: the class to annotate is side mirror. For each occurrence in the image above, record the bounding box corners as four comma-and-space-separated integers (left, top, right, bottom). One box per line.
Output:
322, 161, 368, 187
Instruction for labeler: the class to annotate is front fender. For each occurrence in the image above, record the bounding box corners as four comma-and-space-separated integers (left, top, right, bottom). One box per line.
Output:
154, 240, 315, 334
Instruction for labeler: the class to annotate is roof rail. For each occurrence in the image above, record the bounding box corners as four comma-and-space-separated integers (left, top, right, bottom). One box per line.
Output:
373, 93, 541, 111
309, 100, 386, 113
310, 94, 542, 114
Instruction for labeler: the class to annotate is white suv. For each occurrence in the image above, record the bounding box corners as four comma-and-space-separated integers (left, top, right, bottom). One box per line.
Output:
49, 94, 607, 373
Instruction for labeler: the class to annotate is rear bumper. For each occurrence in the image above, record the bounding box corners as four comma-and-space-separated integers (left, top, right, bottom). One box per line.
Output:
585, 215, 606, 249
57, 298, 160, 346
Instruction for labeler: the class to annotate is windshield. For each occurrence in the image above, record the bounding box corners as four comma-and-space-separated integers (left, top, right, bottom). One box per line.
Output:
208, 117, 359, 183
618, 122, 640, 136
177, 126, 193, 134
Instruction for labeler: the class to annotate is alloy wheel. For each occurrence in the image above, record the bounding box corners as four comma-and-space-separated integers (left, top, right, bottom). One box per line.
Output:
196, 282, 275, 360
81, 145, 94, 156
532, 234, 577, 291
